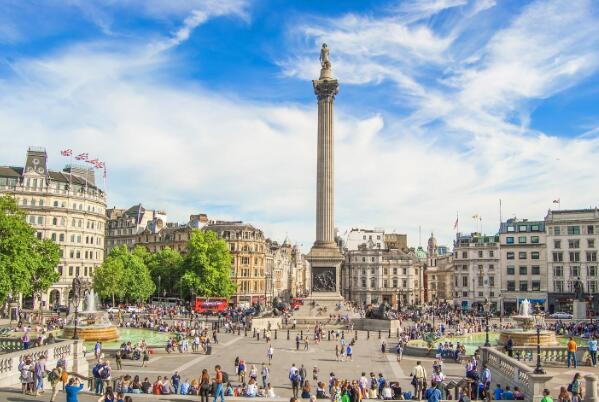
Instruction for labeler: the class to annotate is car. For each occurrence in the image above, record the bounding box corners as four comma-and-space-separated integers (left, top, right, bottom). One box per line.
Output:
550, 312, 573, 319
52, 304, 69, 313
106, 306, 120, 313
126, 305, 141, 313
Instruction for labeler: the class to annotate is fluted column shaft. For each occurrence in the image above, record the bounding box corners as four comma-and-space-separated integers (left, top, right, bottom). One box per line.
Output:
313, 78, 339, 247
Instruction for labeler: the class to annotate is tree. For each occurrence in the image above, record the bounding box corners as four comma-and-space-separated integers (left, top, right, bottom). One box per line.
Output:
93, 245, 155, 304
0, 195, 61, 304
180, 230, 236, 298
144, 247, 183, 297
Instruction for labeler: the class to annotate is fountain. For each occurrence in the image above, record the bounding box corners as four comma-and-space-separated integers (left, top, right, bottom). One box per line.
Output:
62, 289, 119, 342
498, 299, 558, 346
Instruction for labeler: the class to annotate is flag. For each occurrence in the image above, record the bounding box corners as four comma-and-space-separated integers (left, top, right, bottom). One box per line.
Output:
87, 158, 99, 166
453, 216, 459, 230
553, 199, 560, 204
95, 161, 105, 169
75, 152, 88, 161
60, 149, 72, 157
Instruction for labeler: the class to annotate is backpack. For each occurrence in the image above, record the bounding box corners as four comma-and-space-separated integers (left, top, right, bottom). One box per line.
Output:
48, 369, 59, 383
567, 383, 573, 392
292, 372, 300, 384
100, 366, 111, 379
222, 372, 229, 384
92, 363, 102, 378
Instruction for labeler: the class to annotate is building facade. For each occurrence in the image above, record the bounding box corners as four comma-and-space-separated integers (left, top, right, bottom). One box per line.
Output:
204, 221, 267, 306
545, 209, 599, 314
345, 228, 385, 250
342, 247, 424, 308
499, 218, 547, 314
0, 147, 107, 308
105, 204, 167, 253
425, 233, 454, 303
452, 232, 500, 312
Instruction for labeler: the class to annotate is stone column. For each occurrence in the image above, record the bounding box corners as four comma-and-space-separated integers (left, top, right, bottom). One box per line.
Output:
585, 374, 598, 402
312, 69, 338, 248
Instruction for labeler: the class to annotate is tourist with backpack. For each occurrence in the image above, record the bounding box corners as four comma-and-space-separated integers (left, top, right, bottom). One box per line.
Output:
48, 364, 63, 402
568, 373, 583, 402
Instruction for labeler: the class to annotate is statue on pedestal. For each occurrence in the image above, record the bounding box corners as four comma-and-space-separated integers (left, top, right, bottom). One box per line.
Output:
573, 278, 585, 301
320, 43, 331, 70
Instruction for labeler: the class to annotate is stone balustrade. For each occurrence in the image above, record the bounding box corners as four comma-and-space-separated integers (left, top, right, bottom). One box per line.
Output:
481, 347, 552, 402
508, 345, 589, 367
0, 337, 25, 352
0, 339, 88, 388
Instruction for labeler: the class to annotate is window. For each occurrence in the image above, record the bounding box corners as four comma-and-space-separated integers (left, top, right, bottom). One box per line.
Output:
518, 252, 527, 259
518, 225, 528, 232
241, 257, 250, 265
587, 251, 597, 262
59, 234, 64, 242
392, 279, 397, 288
361, 278, 366, 288
506, 266, 515, 275
478, 275, 484, 286
531, 225, 540, 231
462, 252, 467, 258
567, 226, 581, 235
554, 281, 564, 292
489, 264, 495, 270
532, 266, 540, 275
507, 225, 515, 232
489, 276, 495, 287
489, 250, 494, 257
554, 240, 561, 249
519, 281, 528, 291
531, 236, 539, 244
553, 252, 563, 262
370, 278, 375, 288
57, 266, 63, 276
554, 226, 561, 235
532, 281, 541, 291
506, 237, 514, 244
568, 239, 580, 249
519, 266, 527, 275
590, 281, 598, 293
507, 281, 516, 291
507, 252, 515, 260
518, 236, 527, 244
569, 252, 580, 262
462, 276, 468, 287
383, 280, 388, 288
553, 266, 563, 277
51, 233, 56, 241
393, 268, 397, 275
478, 251, 483, 258
68, 266, 73, 276
571, 266, 580, 277
590, 266, 597, 277
589, 239, 595, 248
531, 252, 540, 260
588, 225, 595, 235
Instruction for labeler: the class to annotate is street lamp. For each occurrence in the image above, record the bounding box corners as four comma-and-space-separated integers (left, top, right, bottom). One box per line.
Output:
484, 297, 491, 347
534, 303, 546, 374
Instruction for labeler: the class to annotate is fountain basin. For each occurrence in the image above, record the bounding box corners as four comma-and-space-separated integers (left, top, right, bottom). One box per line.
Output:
63, 310, 119, 342
498, 329, 558, 347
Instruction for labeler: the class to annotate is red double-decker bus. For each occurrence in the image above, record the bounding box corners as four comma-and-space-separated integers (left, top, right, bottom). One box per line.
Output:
291, 297, 304, 310
194, 297, 228, 315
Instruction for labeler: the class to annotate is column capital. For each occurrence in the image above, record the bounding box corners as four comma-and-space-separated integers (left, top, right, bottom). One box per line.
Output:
313, 79, 339, 102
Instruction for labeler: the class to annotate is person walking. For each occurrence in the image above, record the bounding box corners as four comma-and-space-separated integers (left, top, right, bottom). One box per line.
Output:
94, 341, 102, 361
267, 345, 274, 365
567, 337, 577, 368
213, 365, 225, 402
200, 368, 211, 402
569, 373, 583, 402
296, 334, 301, 351
588, 337, 597, 367
48, 364, 63, 402
411, 361, 427, 400
261, 363, 270, 388
33, 356, 46, 396
141, 349, 149, 367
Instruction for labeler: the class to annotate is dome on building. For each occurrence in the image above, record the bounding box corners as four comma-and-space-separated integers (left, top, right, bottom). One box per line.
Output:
415, 246, 428, 260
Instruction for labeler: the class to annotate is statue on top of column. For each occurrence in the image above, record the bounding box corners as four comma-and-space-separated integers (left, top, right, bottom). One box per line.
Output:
320, 43, 331, 70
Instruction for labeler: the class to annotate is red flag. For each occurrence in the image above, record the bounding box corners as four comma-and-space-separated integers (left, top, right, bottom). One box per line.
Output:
75, 153, 88, 161
95, 161, 105, 169
88, 158, 99, 165
60, 149, 72, 157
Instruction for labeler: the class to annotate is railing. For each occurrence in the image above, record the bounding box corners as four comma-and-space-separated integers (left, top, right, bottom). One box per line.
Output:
507, 345, 589, 367
481, 347, 552, 402
0, 339, 88, 388
0, 337, 24, 352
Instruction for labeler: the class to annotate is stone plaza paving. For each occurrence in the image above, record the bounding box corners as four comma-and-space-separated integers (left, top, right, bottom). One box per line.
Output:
1, 329, 598, 401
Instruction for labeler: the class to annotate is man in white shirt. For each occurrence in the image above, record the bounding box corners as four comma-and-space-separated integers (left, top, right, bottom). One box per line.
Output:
411, 361, 427, 400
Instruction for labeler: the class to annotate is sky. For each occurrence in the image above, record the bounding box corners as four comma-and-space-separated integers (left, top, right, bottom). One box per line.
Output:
1, 0, 599, 251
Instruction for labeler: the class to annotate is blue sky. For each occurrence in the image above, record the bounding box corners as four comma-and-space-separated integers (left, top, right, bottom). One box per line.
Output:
1, 0, 599, 250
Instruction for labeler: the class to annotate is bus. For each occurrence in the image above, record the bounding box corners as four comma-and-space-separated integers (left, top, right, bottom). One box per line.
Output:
194, 297, 228, 315
290, 297, 304, 310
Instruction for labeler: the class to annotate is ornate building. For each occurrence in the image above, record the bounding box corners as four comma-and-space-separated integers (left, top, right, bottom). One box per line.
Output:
0, 147, 107, 308
342, 246, 424, 308
424, 233, 454, 303
203, 221, 267, 306
105, 204, 167, 253
134, 214, 207, 254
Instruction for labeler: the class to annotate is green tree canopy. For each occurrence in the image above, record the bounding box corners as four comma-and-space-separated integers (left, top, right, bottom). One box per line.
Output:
93, 245, 155, 304
0, 195, 61, 303
144, 247, 183, 297
181, 230, 236, 298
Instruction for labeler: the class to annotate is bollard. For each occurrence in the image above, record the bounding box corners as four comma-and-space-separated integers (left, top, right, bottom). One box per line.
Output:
584, 374, 598, 402
287, 329, 290, 340
253, 328, 256, 337
244, 328, 247, 337
328, 331, 331, 341
275, 330, 278, 340
367, 331, 370, 339
257, 332, 260, 341
301, 330, 303, 338
378, 330, 381, 339
388, 329, 391, 338
238, 327, 241, 336
396, 328, 399, 338
263, 329, 266, 338
355, 330, 358, 340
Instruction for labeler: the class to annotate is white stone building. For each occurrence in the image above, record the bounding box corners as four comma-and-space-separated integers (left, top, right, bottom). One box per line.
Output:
0, 147, 107, 308
499, 218, 547, 314
345, 228, 385, 251
452, 232, 500, 312
545, 209, 599, 313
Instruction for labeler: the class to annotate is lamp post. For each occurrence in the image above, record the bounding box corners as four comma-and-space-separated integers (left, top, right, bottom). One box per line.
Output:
534, 303, 546, 374
484, 297, 491, 347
